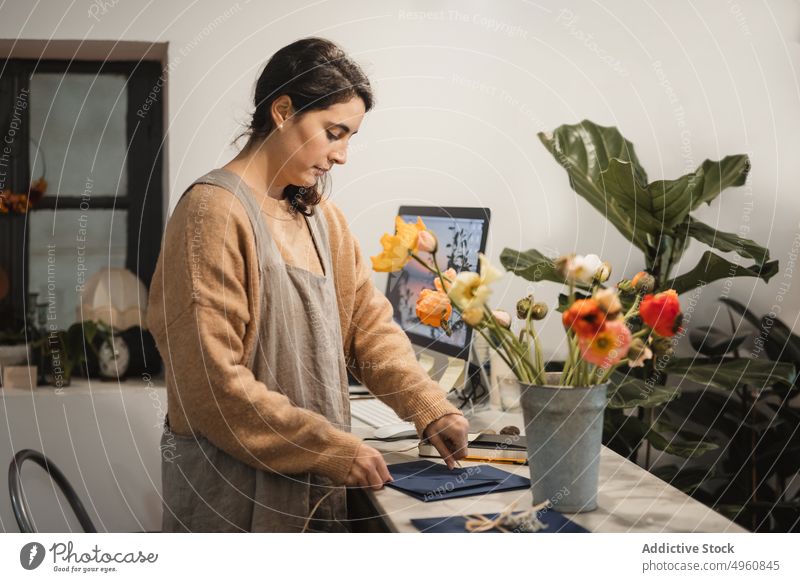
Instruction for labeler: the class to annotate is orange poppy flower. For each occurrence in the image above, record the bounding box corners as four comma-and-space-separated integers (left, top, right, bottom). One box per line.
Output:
562, 298, 607, 338
578, 320, 632, 368
640, 289, 683, 337
416, 289, 452, 328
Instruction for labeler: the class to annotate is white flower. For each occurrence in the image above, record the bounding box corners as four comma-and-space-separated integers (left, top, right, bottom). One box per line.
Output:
558, 253, 606, 284
448, 254, 503, 321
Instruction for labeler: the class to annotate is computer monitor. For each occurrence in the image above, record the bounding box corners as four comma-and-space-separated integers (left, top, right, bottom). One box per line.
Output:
385, 206, 491, 394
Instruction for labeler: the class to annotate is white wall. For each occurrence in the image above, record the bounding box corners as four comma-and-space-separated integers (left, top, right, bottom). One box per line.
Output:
2, 0, 798, 360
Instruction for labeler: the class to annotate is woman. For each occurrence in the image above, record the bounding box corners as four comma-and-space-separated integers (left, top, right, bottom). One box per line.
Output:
147, 37, 469, 533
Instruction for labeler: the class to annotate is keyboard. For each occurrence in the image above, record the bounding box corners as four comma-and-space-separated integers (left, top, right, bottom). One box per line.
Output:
350, 398, 406, 428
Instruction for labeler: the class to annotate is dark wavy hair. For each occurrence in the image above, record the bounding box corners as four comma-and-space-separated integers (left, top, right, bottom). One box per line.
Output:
237, 37, 374, 216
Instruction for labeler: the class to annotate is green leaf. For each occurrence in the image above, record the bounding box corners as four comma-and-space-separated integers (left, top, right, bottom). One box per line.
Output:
539, 119, 649, 184
557, 291, 591, 313
667, 358, 797, 390
689, 155, 751, 211
718, 296, 763, 328
689, 325, 750, 357
538, 121, 652, 252
499, 247, 565, 284
683, 217, 770, 265
652, 464, 716, 494
669, 251, 779, 295
82, 320, 98, 344
661, 389, 743, 436
66, 323, 87, 363
761, 317, 800, 368
603, 409, 648, 457
645, 428, 719, 458
722, 298, 800, 390
601, 158, 674, 232
606, 412, 718, 458
607, 376, 681, 409
603, 409, 718, 459
539, 121, 751, 256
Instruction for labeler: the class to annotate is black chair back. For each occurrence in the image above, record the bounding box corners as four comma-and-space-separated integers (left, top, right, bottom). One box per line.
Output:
8, 449, 97, 533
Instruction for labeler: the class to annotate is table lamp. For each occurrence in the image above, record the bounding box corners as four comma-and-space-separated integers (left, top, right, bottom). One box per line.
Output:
76, 267, 147, 380
76, 267, 148, 331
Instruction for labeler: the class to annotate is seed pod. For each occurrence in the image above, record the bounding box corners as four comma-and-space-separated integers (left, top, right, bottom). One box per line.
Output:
632, 271, 656, 294
651, 336, 674, 357
617, 279, 634, 294
516, 295, 534, 319
531, 302, 549, 320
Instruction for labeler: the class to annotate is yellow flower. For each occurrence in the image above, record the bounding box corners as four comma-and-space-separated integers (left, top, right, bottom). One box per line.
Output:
370, 216, 427, 272
461, 307, 485, 326
448, 254, 503, 325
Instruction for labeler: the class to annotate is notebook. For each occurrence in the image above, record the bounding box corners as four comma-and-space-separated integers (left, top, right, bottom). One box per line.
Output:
386, 459, 531, 502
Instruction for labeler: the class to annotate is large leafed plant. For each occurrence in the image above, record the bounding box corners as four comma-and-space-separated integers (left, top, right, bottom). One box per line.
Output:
500, 120, 795, 462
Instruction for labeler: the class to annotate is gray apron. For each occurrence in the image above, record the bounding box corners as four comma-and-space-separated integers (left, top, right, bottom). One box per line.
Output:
160, 168, 351, 532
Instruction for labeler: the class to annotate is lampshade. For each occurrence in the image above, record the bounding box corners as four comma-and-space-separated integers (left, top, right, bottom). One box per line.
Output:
76, 267, 148, 330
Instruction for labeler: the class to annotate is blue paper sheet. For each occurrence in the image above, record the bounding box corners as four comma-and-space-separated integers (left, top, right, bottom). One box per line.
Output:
411, 510, 589, 533
386, 460, 531, 502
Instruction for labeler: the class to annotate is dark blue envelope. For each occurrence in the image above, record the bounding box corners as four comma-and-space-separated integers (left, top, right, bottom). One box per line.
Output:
411, 510, 589, 533
386, 460, 531, 502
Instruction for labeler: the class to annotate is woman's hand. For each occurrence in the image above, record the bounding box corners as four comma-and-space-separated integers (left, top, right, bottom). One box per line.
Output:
345, 443, 392, 490
423, 414, 469, 469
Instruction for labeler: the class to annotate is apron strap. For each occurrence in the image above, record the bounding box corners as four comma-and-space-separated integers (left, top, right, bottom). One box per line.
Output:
176, 169, 272, 372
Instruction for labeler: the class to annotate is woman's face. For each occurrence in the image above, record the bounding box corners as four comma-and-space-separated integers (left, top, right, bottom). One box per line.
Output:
278, 96, 366, 188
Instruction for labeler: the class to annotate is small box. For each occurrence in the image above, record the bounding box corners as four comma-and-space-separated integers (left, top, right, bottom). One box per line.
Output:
2, 365, 38, 389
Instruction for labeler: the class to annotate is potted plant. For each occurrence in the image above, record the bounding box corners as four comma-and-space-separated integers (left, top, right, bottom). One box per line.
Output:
35, 321, 100, 387
656, 298, 800, 532
0, 291, 44, 385
501, 119, 794, 468
371, 218, 685, 511
0, 328, 30, 366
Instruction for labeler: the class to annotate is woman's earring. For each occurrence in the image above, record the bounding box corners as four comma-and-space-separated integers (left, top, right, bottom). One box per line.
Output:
278, 123, 284, 130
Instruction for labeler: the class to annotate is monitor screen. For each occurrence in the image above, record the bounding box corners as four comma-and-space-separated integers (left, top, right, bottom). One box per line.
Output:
385, 206, 490, 359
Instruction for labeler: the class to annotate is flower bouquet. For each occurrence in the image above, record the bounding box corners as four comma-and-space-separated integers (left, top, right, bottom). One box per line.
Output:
371, 216, 685, 511
370, 216, 684, 388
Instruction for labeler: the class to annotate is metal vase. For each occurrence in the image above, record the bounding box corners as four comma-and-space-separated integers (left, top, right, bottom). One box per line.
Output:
520, 372, 608, 513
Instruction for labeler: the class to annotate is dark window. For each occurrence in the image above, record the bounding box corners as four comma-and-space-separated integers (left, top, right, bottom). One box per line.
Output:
0, 59, 164, 333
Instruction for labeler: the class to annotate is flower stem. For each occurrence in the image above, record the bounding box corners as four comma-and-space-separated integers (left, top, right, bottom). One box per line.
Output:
623, 293, 642, 323
597, 361, 624, 385
476, 328, 516, 375
525, 308, 545, 384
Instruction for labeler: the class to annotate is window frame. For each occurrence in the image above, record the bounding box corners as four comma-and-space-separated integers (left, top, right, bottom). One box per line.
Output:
0, 57, 164, 324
